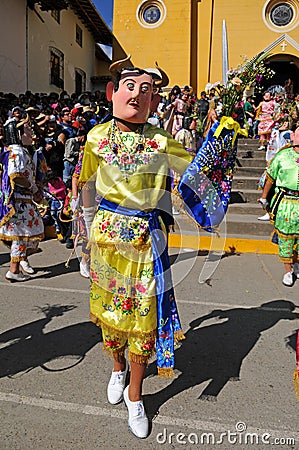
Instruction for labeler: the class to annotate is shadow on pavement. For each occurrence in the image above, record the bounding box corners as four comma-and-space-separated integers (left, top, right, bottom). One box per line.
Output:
169, 249, 239, 266
31, 257, 80, 279
144, 300, 298, 418
0, 252, 11, 266
286, 330, 298, 352
0, 304, 102, 378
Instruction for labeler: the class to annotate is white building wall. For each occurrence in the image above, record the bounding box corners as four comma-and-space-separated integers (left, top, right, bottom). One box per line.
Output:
0, 0, 27, 93
28, 6, 95, 94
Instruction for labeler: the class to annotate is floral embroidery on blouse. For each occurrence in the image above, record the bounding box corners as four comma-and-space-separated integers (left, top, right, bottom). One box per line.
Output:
97, 136, 161, 175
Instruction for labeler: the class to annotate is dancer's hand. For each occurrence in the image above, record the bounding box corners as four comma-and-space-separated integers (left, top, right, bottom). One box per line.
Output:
258, 197, 268, 209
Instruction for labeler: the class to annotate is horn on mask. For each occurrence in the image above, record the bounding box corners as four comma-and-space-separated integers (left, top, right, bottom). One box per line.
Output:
109, 55, 132, 76
153, 62, 169, 88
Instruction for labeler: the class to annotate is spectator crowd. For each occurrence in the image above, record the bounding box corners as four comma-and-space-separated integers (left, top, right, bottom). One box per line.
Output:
0, 81, 298, 260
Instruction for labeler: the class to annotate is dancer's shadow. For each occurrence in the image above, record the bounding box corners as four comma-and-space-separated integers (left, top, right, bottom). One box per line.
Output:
286, 330, 298, 352
0, 252, 10, 266
0, 304, 102, 378
30, 257, 80, 279
144, 300, 298, 417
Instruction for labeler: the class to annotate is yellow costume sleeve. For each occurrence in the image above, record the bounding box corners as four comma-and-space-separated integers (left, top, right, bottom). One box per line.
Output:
166, 135, 193, 175
79, 139, 99, 184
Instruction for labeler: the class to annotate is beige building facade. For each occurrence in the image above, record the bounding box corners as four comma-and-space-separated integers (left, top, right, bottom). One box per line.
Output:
112, 0, 299, 95
1, 0, 113, 95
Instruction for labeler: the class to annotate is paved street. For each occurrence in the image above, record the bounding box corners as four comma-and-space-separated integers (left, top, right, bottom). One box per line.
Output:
0, 230, 298, 449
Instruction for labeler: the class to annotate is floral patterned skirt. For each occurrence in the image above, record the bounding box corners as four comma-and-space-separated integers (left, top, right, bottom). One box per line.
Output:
0, 195, 44, 242
273, 196, 299, 238
89, 242, 157, 363
258, 116, 274, 136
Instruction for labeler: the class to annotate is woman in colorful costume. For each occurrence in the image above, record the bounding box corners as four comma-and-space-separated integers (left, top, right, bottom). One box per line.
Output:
259, 126, 299, 286
0, 119, 44, 281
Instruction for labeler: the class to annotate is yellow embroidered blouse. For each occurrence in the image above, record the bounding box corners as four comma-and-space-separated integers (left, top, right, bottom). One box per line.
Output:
80, 121, 192, 206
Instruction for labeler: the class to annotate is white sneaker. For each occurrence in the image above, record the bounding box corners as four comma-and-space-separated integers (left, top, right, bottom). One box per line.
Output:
258, 145, 265, 150
293, 263, 299, 279
123, 386, 149, 439
258, 212, 270, 221
80, 260, 90, 278
107, 370, 126, 405
5, 271, 31, 282
20, 260, 35, 274
282, 271, 294, 287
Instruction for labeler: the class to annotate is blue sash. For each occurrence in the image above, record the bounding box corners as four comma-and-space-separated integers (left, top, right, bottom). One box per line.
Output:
178, 118, 246, 232
99, 198, 183, 375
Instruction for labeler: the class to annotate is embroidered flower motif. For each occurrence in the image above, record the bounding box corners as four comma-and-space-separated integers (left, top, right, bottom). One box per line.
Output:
134, 299, 141, 309
121, 298, 133, 313
118, 286, 126, 295
108, 278, 116, 290
98, 138, 109, 149
105, 338, 121, 349
104, 153, 116, 164
135, 283, 146, 293
162, 350, 173, 361
101, 220, 110, 232
90, 269, 99, 282
108, 230, 117, 239
141, 338, 155, 354
119, 227, 135, 241
146, 140, 159, 150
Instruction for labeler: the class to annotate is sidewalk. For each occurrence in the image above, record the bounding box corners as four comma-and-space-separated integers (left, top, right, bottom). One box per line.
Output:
0, 235, 298, 449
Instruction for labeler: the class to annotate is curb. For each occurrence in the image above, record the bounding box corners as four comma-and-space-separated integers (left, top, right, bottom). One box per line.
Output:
169, 233, 278, 255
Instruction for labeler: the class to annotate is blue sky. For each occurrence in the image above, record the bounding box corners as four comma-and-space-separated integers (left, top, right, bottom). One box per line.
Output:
92, 0, 114, 29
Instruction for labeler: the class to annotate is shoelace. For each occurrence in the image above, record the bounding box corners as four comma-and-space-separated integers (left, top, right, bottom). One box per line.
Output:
134, 401, 144, 417
111, 372, 124, 385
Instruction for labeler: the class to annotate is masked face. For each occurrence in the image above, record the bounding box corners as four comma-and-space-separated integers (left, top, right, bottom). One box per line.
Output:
112, 71, 154, 123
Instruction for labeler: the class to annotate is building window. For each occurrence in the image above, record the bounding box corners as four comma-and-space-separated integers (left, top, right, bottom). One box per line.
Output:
49, 47, 64, 89
51, 10, 60, 23
270, 3, 293, 26
263, 0, 298, 32
143, 5, 161, 24
136, 1, 166, 28
75, 68, 86, 94
76, 24, 83, 47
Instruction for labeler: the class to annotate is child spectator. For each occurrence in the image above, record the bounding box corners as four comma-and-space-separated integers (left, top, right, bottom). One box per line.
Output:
59, 180, 74, 249
47, 171, 66, 236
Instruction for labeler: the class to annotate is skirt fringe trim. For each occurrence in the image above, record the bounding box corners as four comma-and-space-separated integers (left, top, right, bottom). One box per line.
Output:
278, 256, 294, 263
128, 351, 151, 365
0, 233, 44, 242
0, 205, 16, 228
91, 241, 151, 252
11, 256, 27, 262
102, 344, 126, 361
293, 369, 299, 402
174, 329, 186, 342
273, 228, 299, 240
90, 312, 157, 340
158, 367, 175, 378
